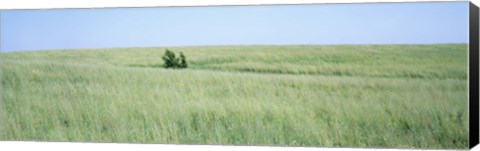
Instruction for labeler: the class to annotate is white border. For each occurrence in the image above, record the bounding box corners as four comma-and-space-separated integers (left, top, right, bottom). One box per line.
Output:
0, 141, 464, 151
0, 0, 477, 151
0, 0, 471, 10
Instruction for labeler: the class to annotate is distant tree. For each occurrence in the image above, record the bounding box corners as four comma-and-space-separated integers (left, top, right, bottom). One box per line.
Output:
162, 49, 188, 69
179, 52, 188, 68
162, 49, 179, 68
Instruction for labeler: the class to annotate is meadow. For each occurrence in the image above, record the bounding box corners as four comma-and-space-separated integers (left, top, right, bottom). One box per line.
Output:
1, 44, 469, 149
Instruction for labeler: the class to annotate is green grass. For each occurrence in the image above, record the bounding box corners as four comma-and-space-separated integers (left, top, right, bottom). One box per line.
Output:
1, 44, 469, 149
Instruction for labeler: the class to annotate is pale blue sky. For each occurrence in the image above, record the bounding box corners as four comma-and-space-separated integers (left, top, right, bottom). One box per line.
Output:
0, 2, 469, 52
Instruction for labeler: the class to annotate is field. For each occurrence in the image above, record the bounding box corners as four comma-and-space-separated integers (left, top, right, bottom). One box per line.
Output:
1, 44, 469, 149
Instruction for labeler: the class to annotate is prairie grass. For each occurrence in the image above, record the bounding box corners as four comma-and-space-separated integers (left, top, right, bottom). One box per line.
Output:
1, 44, 468, 149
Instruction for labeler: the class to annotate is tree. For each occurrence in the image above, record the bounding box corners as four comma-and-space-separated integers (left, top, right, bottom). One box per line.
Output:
179, 52, 188, 68
162, 49, 188, 69
162, 49, 179, 68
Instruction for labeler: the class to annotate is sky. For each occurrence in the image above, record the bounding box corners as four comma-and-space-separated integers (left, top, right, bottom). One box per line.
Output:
0, 2, 469, 52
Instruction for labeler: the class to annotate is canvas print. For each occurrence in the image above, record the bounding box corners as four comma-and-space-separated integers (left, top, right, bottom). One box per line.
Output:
0, 2, 470, 149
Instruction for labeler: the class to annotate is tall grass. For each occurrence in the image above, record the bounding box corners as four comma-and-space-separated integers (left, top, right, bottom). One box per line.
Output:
1, 44, 468, 149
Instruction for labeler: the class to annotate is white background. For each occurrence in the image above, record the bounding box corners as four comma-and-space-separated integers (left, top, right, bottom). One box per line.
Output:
0, 0, 478, 151
0, 0, 476, 9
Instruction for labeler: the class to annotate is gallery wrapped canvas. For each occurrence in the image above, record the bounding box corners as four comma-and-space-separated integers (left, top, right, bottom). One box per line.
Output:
0, 1, 478, 150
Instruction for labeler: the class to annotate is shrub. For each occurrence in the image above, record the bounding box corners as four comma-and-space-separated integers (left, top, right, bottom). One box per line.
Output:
179, 52, 188, 68
162, 49, 188, 69
162, 49, 178, 68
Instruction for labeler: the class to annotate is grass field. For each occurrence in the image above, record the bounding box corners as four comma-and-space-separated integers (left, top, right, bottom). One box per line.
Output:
1, 44, 469, 149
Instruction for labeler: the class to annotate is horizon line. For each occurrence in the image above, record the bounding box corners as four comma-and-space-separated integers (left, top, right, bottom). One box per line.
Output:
1, 42, 468, 53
